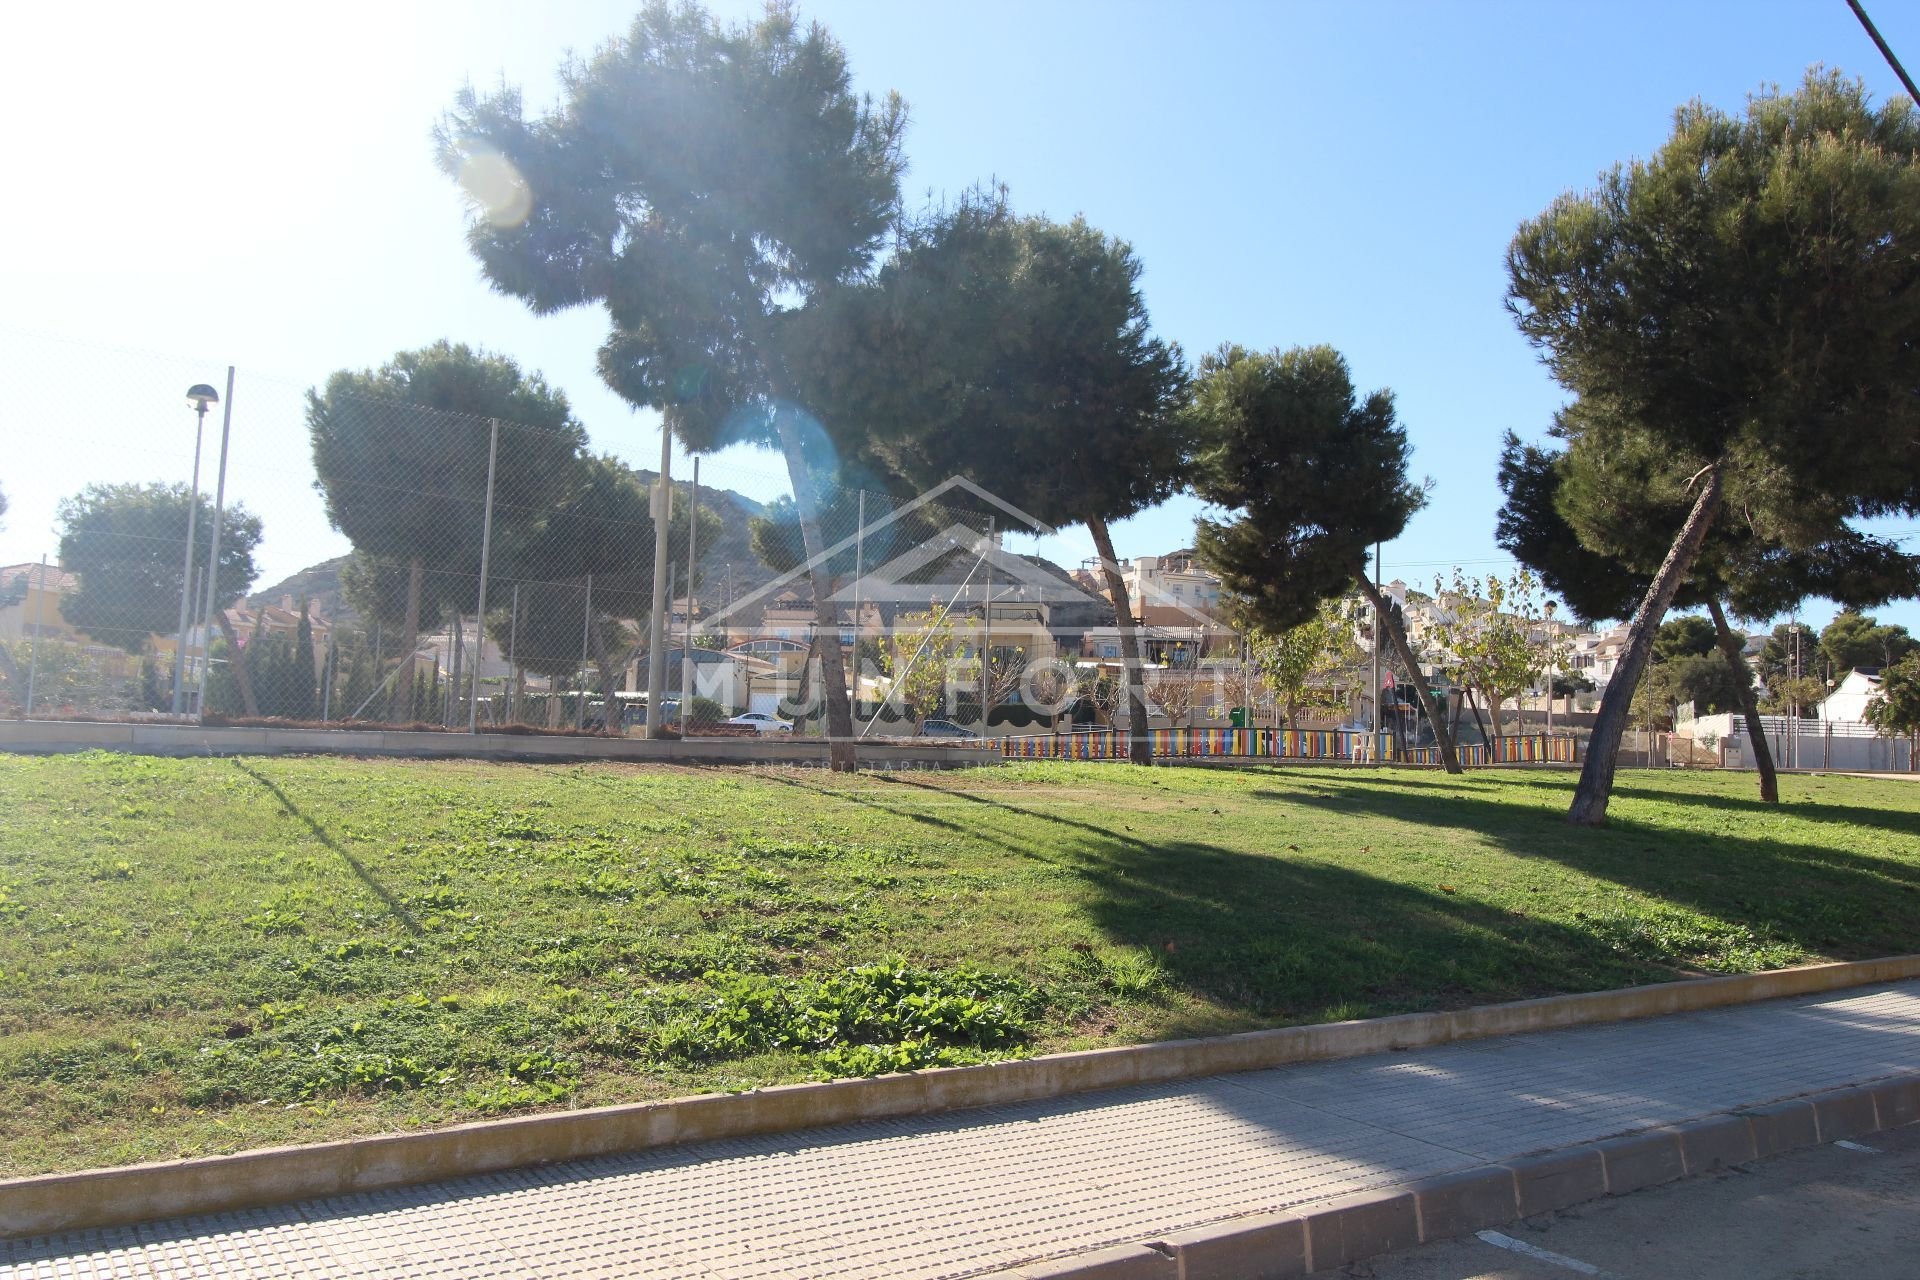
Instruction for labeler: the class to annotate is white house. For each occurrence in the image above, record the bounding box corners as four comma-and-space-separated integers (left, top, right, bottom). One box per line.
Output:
1817, 667, 1881, 723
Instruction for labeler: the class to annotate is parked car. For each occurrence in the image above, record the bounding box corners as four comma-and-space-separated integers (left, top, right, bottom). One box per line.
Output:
918, 718, 978, 738
726, 711, 792, 734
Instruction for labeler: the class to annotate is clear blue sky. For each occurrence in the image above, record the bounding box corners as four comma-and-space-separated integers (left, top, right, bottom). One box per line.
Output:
3, 0, 1917, 634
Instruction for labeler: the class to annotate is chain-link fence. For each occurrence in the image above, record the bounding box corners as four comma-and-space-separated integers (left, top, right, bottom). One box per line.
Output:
1, 328, 1572, 758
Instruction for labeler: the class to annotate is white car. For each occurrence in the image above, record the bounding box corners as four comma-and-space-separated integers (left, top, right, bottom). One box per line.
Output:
726, 711, 793, 734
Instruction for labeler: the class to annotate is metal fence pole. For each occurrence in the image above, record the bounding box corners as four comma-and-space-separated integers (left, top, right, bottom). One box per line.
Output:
506, 583, 520, 725
853, 488, 865, 673
321, 636, 335, 721
468, 417, 500, 732
682, 457, 700, 726
644, 433, 672, 737
25, 556, 47, 715
577, 574, 593, 731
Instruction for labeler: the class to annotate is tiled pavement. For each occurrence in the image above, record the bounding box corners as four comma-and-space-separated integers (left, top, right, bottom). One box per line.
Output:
5, 981, 1918, 1278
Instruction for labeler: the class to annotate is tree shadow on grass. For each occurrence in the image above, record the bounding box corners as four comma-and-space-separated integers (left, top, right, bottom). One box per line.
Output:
1272, 784, 1920, 963
753, 770, 982, 842
1061, 833, 1686, 1035
228, 760, 424, 937
874, 772, 1161, 853
738, 769, 1917, 1035
1601, 781, 1920, 838
749, 773, 1728, 1036
1294, 768, 1920, 840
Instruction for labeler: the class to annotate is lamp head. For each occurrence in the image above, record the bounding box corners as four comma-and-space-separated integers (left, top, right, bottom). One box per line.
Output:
186, 384, 220, 413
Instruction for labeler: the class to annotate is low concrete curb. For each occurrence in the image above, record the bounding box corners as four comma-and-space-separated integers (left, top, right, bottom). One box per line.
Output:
0, 718, 997, 769
981, 1072, 1920, 1278
4, 957, 1917, 1241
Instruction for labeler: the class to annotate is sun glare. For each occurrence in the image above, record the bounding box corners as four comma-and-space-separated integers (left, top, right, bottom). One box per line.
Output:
456, 145, 531, 229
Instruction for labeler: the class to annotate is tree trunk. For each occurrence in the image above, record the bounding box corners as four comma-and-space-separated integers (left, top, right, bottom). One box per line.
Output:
771, 413, 856, 770
1568, 464, 1725, 826
1355, 576, 1461, 773
1465, 687, 1493, 752
213, 608, 260, 717
789, 637, 817, 736
1088, 516, 1152, 766
390, 556, 423, 723
1706, 595, 1777, 804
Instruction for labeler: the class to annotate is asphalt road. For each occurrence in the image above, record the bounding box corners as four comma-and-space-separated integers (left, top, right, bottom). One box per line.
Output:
1312, 1120, 1920, 1280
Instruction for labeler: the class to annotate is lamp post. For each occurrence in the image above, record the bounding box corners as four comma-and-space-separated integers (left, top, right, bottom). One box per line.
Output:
171, 384, 218, 714
194, 368, 236, 715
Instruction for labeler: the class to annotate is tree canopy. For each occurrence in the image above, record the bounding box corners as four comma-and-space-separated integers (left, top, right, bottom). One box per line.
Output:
1819, 610, 1915, 677
438, 1, 910, 768
1865, 654, 1920, 759
1496, 421, 1919, 803
308, 341, 584, 572
799, 193, 1191, 763
1187, 344, 1460, 771
1505, 71, 1920, 823
486, 457, 720, 684
308, 340, 584, 717
55, 483, 262, 654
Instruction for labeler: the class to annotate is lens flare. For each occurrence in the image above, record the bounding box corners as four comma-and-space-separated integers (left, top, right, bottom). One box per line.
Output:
456, 145, 532, 228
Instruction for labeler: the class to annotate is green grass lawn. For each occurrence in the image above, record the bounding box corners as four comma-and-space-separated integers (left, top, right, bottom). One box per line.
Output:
2, 752, 1917, 1176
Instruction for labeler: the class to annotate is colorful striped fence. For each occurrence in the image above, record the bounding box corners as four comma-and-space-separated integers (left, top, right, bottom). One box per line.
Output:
1001, 729, 1577, 766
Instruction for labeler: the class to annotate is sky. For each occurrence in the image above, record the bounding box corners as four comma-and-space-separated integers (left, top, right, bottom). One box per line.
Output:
3, 0, 1918, 635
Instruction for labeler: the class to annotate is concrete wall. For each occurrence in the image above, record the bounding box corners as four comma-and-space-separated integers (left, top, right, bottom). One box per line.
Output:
0, 719, 1000, 769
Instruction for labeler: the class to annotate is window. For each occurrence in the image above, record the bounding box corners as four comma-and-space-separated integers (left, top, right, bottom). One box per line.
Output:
1102, 643, 1119, 658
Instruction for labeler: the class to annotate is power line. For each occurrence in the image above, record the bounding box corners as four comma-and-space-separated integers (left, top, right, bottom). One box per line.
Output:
1848, 0, 1920, 105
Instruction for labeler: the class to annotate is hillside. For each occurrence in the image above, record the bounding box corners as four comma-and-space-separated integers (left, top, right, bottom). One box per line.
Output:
251, 476, 780, 629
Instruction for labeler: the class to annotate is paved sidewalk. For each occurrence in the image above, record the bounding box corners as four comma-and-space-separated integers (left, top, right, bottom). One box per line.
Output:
5, 981, 1918, 1279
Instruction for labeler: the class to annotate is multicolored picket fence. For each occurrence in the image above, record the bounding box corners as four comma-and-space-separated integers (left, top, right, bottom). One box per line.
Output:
1000, 728, 1578, 766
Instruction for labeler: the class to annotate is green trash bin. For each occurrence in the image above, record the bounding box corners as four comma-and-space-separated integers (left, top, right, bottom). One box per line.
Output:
1229, 706, 1248, 728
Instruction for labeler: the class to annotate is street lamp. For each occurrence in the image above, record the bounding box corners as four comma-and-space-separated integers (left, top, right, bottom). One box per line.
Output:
171, 384, 218, 714
194, 369, 236, 716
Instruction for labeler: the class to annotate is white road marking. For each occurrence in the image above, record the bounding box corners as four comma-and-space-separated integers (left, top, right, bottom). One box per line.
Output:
1835, 1139, 1881, 1153
1475, 1229, 1608, 1275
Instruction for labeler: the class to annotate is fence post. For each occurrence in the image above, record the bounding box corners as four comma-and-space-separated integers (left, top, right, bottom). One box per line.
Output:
644, 433, 672, 739
24, 556, 47, 715
506, 583, 520, 725
577, 574, 593, 731
468, 417, 500, 733
682, 457, 700, 728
